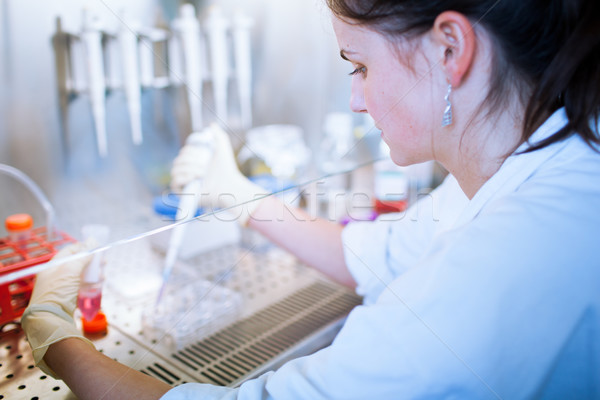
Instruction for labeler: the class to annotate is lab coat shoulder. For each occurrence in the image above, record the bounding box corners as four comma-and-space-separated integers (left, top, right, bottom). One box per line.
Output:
342, 174, 468, 303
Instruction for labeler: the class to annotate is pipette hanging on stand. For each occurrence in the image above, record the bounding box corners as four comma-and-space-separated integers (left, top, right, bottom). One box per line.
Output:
52, 6, 255, 157
172, 4, 205, 132
117, 11, 143, 145
52, 11, 169, 158
232, 11, 253, 130
169, 4, 255, 132
81, 10, 108, 157
52, 17, 79, 158
205, 6, 230, 124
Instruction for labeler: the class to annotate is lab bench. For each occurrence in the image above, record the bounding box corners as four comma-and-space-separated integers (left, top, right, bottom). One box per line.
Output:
0, 232, 362, 399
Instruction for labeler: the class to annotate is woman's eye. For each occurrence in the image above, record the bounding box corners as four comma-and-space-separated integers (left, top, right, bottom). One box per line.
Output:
348, 66, 366, 76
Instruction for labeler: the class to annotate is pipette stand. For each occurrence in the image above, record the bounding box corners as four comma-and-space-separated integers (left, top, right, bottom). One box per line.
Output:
51, 12, 169, 158
52, 6, 255, 158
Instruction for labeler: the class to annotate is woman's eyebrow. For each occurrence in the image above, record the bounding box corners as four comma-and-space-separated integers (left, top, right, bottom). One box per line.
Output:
339, 49, 356, 61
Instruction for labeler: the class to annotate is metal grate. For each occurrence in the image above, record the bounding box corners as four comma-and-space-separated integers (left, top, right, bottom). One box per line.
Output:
166, 280, 362, 387
0, 280, 361, 398
0, 243, 363, 399
0, 324, 72, 399
0, 321, 202, 399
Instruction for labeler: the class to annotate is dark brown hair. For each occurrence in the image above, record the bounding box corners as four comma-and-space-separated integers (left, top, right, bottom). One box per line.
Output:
326, 0, 600, 152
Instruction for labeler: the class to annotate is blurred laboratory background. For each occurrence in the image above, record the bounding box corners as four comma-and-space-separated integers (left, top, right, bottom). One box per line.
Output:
0, 0, 360, 228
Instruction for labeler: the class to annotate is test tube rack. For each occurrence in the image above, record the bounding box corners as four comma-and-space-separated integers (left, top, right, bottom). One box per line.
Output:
0, 227, 75, 326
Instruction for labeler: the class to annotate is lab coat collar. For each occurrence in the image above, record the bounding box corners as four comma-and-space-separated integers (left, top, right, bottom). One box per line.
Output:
452, 108, 570, 229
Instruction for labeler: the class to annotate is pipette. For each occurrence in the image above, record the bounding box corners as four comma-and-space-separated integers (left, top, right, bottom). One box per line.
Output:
156, 128, 214, 306
232, 11, 254, 129
117, 10, 143, 145
138, 27, 170, 88
205, 6, 230, 123
173, 4, 204, 132
81, 10, 108, 157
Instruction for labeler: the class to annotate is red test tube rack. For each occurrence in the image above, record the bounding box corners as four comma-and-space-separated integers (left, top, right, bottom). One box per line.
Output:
0, 227, 75, 325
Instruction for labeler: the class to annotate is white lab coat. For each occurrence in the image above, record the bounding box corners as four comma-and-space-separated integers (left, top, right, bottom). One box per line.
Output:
161, 108, 600, 399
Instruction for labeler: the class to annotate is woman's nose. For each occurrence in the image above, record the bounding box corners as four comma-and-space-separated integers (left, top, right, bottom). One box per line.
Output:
349, 77, 367, 113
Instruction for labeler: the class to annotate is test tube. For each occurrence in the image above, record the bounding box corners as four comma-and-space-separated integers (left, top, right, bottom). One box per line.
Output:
5, 214, 33, 248
77, 224, 109, 322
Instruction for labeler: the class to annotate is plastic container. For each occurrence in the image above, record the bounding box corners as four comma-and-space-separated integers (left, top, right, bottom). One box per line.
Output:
5, 213, 34, 245
373, 164, 409, 214
237, 124, 310, 180
141, 278, 242, 350
78, 280, 103, 322
373, 141, 409, 215
315, 113, 356, 222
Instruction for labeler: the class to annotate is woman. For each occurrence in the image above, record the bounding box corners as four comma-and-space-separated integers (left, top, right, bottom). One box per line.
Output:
22, 0, 600, 398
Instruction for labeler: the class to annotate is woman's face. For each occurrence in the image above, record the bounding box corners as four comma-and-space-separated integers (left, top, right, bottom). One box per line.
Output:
332, 16, 443, 166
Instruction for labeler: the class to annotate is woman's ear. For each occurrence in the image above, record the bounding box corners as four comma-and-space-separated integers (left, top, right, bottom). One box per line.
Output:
431, 11, 476, 87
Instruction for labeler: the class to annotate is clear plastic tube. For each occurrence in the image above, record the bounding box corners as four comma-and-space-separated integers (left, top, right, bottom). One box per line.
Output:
77, 224, 109, 321
78, 280, 103, 322
5, 213, 34, 248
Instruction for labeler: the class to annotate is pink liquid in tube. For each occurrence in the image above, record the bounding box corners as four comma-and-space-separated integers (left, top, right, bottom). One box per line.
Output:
78, 224, 109, 323
78, 285, 102, 322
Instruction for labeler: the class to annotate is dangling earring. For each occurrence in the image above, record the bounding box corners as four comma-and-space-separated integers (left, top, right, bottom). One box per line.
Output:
442, 83, 453, 127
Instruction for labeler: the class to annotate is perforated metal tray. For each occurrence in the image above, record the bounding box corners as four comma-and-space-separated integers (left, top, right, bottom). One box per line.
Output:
0, 237, 362, 399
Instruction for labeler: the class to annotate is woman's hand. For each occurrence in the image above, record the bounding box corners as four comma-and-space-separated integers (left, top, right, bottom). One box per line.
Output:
170, 123, 268, 226
21, 242, 95, 378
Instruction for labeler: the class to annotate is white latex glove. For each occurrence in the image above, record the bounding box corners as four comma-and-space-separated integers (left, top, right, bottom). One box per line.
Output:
170, 123, 268, 226
21, 242, 95, 378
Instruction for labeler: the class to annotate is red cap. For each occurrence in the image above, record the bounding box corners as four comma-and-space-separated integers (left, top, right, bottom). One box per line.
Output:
5, 214, 33, 231
81, 311, 108, 334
